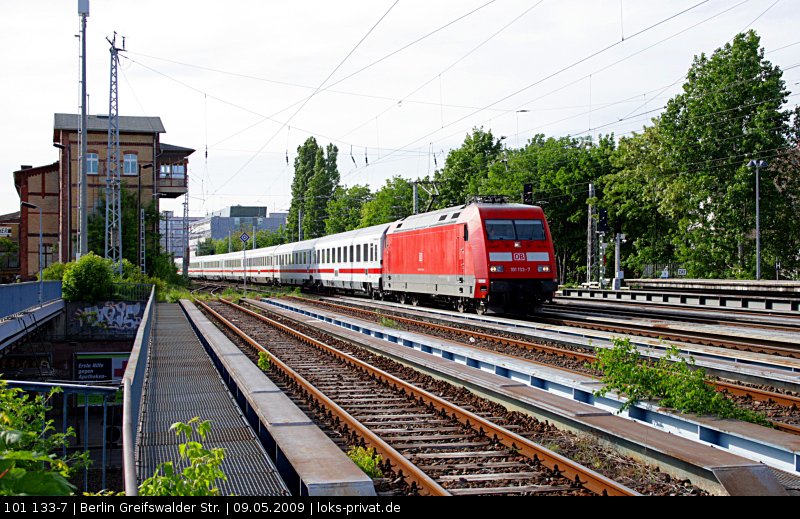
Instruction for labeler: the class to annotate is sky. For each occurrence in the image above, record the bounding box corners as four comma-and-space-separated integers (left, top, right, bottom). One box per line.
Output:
1, 0, 797, 218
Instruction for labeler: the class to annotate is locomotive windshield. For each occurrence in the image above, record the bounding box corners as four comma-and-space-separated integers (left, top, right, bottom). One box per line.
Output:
486, 219, 545, 241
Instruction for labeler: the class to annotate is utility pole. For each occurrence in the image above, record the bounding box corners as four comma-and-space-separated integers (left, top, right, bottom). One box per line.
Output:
748, 160, 767, 280
104, 32, 125, 275
78, 0, 89, 259
412, 180, 439, 214
586, 183, 595, 285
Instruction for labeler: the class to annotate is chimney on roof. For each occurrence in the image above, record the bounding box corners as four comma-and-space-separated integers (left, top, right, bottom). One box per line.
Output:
20, 165, 32, 170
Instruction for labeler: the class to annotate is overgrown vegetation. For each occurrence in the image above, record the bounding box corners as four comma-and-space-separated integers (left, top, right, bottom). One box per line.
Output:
257, 352, 271, 372
0, 379, 88, 496
376, 313, 401, 330
138, 418, 227, 496
346, 446, 383, 478
593, 338, 770, 426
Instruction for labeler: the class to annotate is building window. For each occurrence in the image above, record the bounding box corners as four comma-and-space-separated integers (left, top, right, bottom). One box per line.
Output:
172, 164, 185, 178
87, 153, 99, 175
123, 154, 137, 175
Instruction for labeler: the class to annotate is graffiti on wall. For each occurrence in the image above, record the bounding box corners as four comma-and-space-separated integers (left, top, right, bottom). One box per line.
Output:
74, 301, 143, 331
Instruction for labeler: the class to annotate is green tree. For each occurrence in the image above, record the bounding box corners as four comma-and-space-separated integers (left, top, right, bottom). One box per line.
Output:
480, 134, 616, 282
434, 127, 503, 207
326, 185, 373, 234
62, 252, 113, 303
86, 185, 164, 277
360, 176, 415, 227
254, 226, 288, 248
602, 123, 677, 276
303, 145, 340, 239
657, 30, 792, 277
196, 238, 216, 257
287, 137, 320, 240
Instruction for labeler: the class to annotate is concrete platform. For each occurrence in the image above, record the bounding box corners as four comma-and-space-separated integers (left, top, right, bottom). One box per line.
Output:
180, 300, 375, 497
137, 303, 289, 496
252, 297, 794, 495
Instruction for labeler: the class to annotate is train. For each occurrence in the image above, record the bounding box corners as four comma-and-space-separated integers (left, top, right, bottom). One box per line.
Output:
185, 195, 559, 314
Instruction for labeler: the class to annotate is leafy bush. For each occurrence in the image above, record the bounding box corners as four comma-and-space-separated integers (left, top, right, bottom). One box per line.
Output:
346, 446, 383, 478
593, 338, 770, 425
62, 253, 113, 303
0, 380, 88, 496
41, 262, 67, 281
138, 418, 227, 496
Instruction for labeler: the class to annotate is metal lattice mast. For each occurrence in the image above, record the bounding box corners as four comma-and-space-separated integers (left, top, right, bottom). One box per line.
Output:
140, 207, 146, 272
182, 194, 189, 279
105, 33, 125, 275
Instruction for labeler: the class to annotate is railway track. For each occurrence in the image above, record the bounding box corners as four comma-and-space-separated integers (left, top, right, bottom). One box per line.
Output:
550, 299, 800, 332
270, 295, 800, 435
195, 298, 640, 496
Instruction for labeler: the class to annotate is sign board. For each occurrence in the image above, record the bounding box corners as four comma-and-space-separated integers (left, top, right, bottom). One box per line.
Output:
0, 227, 11, 237
74, 352, 129, 383
677, 268, 688, 277
240, 232, 250, 243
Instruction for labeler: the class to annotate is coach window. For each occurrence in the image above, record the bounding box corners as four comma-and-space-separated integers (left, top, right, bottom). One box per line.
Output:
356, 245, 361, 262
363, 244, 368, 262
349, 245, 354, 263
344, 247, 348, 262
337, 247, 341, 263
464, 224, 469, 241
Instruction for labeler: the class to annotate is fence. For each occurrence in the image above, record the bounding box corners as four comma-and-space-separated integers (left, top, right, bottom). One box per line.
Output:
121, 285, 155, 496
110, 283, 154, 302
0, 281, 62, 319
5, 379, 119, 491
641, 263, 687, 279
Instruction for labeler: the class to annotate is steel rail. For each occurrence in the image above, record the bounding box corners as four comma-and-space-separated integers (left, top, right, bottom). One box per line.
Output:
537, 316, 800, 359
273, 296, 800, 436
288, 296, 597, 364
209, 298, 639, 496
196, 299, 450, 496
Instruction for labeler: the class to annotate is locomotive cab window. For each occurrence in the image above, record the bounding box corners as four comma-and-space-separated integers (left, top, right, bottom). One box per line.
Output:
486, 219, 545, 241
486, 220, 516, 240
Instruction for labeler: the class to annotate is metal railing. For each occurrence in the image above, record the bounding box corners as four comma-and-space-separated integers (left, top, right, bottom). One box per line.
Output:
5, 379, 119, 491
110, 283, 153, 301
0, 281, 62, 319
121, 285, 155, 496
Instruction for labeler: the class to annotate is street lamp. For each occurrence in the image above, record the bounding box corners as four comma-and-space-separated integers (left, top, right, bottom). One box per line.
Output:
516, 110, 529, 149
21, 201, 42, 307
747, 159, 767, 280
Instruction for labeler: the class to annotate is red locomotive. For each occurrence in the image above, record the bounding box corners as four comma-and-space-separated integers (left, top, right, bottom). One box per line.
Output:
188, 195, 559, 314
381, 195, 558, 314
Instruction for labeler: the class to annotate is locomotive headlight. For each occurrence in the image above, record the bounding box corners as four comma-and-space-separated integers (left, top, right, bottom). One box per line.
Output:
489, 265, 504, 273
537, 265, 551, 273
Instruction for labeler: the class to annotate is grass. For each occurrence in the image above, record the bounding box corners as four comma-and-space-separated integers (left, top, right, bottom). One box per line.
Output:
347, 446, 383, 478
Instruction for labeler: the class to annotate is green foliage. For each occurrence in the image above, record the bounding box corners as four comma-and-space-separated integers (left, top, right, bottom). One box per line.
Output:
138, 418, 227, 496
376, 313, 400, 330
288, 137, 321, 241
593, 338, 770, 425
0, 380, 88, 496
41, 262, 67, 281
257, 352, 271, 372
62, 253, 113, 303
623, 31, 796, 278
433, 127, 503, 207
346, 446, 383, 478
303, 145, 340, 239
325, 185, 372, 234
86, 184, 163, 275
359, 176, 415, 228
220, 287, 243, 304
164, 287, 192, 303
